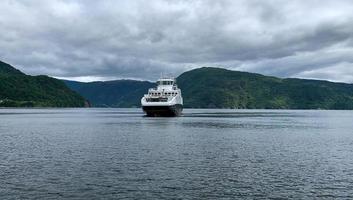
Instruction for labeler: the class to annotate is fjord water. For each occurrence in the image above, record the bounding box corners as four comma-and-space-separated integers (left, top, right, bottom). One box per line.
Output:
1, 109, 353, 199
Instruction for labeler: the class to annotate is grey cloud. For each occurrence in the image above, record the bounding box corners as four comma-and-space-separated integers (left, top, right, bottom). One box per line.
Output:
0, 0, 353, 82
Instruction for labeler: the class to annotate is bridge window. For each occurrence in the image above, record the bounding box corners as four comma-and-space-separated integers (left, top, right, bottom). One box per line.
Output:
158, 80, 174, 85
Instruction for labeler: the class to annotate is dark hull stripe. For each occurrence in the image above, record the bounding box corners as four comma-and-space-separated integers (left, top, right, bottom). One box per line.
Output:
142, 104, 183, 117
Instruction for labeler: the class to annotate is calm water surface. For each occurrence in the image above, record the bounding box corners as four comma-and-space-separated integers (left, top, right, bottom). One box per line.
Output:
1, 108, 353, 199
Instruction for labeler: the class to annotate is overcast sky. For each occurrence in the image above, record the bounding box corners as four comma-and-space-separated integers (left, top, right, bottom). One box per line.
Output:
1, 0, 353, 82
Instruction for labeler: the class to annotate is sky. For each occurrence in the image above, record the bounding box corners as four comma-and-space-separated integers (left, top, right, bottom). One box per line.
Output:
1, 0, 353, 82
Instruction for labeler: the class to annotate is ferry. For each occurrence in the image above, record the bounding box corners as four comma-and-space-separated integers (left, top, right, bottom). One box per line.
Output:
141, 77, 183, 117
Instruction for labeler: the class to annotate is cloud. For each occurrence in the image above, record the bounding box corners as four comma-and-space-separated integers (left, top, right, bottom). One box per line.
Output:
0, 0, 353, 82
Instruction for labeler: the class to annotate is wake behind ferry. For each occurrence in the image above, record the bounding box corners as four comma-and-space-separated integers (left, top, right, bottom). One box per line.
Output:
141, 77, 183, 117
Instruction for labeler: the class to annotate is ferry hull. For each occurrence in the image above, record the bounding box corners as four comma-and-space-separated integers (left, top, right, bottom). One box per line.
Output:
142, 104, 183, 117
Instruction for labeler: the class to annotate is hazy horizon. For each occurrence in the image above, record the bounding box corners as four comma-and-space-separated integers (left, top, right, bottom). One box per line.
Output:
56, 66, 353, 83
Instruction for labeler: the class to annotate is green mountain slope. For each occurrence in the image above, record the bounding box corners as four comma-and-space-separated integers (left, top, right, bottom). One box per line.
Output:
64, 67, 353, 109
0, 61, 86, 107
177, 67, 353, 109
64, 80, 154, 107
0, 61, 24, 75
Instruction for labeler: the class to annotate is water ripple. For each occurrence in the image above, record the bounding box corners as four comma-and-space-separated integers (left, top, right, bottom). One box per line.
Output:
0, 108, 353, 199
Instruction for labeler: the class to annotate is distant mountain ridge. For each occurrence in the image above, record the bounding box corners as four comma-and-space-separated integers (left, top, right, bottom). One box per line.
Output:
64, 79, 154, 107
65, 67, 353, 109
0, 61, 85, 107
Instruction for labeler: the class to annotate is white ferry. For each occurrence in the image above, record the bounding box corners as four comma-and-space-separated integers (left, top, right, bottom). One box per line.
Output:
141, 77, 183, 117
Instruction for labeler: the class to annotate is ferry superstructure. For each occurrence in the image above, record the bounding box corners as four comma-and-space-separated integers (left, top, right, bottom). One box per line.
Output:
141, 78, 183, 117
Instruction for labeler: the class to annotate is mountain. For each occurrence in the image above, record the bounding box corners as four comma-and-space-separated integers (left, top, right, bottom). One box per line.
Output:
177, 67, 353, 109
0, 60, 86, 107
64, 80, 154, 107
66, 67, 353, 109
64, 67, 353, 109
